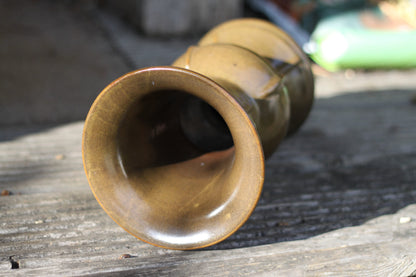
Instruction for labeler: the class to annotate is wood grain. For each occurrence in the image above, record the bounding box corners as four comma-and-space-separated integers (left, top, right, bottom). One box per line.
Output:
1, 87, 416, 275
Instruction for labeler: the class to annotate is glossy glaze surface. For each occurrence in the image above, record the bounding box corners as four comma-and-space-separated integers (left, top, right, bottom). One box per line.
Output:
82, 18, 314, 250
173, 44, 290, 157
199, 18, 314, 134
83, 67, 264, 249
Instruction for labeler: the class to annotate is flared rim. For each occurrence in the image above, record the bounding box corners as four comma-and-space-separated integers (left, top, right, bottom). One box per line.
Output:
82, 66, 265, 250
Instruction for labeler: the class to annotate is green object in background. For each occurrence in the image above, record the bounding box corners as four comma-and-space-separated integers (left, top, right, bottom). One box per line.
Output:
309, 8, 416, 71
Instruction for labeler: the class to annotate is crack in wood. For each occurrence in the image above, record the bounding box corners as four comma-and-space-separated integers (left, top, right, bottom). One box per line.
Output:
9, 256, 19, 269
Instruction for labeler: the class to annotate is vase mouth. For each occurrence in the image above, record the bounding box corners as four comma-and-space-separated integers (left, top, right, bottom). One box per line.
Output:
82, 66, 265, 249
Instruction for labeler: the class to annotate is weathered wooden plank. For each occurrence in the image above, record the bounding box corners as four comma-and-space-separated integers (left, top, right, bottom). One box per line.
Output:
1, 191, 415, 275
0, 122, 87, 195
0, 88, 415, 275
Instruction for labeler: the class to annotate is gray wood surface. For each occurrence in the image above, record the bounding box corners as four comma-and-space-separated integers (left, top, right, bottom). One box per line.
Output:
1, 82, 416, 276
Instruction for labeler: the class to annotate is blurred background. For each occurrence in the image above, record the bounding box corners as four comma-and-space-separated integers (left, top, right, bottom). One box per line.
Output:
0, 0, 415, 126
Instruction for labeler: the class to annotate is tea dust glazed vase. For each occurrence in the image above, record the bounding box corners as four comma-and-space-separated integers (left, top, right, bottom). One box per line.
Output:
82, 18, 314, 250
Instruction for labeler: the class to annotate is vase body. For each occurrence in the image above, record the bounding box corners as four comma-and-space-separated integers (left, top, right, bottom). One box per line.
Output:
82, 18, 314, 250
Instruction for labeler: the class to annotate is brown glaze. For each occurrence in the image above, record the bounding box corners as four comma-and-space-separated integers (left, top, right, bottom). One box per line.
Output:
172, 44, 290, 158
199, 18, 314, 134
82, 19, 314, 250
